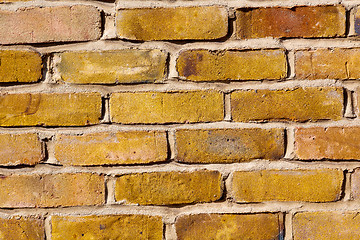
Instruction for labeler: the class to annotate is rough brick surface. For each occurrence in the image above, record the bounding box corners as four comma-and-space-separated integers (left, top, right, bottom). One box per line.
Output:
116, 6, 228, 40
176, 213, 282, 240
0, 217, 44, 240
236, 6, 346, 39
115, 171, 222, 205
57, 49, 167, 84
0, 133, 43, 166
0, 5, 101, 44
0, 93, 101, 126
350, 168, 360, 200
295, 127, 360, 160
0, 50, 42, 83
176, 49, 287, 81
110, 91, 224, 124
0, 173, 104, 207
293, 211, 360, 240
54, 131, 168, 166
176, 128, 284, 163
231, 169, 343, 202
231, 87, 343, 122
51, 215, 163, 240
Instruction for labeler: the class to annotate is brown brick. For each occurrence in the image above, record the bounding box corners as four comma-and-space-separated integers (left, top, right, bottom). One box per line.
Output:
110, 91, 224, 124
293, 211, 360, 240
176, 49, 287, 81
51, 215, 163, 240
176, 128, 284, 163
115, 171, 222, 205
57, 49, 167, 84
350, 168, 360, 200
231, 87, 343, 122
231, 169, 343, 202
295, 127, 360, 160
0, 173, 104, 207
0, 50, 42, 83
354, 8, 360, 36
295, 48, 360, 80
54, 131, 168, 166
0, 93, 101, 126
0, 217, 44, 240
176, 213, 282, 240
0, 133, 43, 166
116, 6, 228, 40
236, 6, 345, 39
0, 5, 101, 44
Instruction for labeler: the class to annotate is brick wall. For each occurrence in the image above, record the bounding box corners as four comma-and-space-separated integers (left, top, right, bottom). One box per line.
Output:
1, 0, 360, 239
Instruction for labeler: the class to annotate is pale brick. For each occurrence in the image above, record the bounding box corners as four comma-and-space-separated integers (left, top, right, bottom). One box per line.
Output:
0, 217, 44, 240
350, 168, 360, 200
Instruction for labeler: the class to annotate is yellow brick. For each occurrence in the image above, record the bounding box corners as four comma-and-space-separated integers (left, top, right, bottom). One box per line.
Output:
293, 211, 360, 240
0, 50, 42, 83
0, 93, 101, 126
176, 128, 284, 163
110, 91, 224, 124
0, 173, 104, 207
115, 171, 222, 205
0, 133, 43, 166
116, 6, 228, 40
231, 87, 343, 122
0, 217, 44, 240
57, 49, 167, 84
176, 213, 282, 240
54, 131, 168, 166
231, 169, 343, 202
176, 49, 287, 81
51, 215, 163, 240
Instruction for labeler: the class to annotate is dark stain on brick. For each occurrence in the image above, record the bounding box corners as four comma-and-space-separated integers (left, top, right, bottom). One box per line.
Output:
355, 18, 360, 35
180, 51, 203, 78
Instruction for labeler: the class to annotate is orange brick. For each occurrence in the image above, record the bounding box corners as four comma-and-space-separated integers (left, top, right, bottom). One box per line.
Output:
0, 173, 104, 207
236, 5, 345, 39
54, 131, 168, 166
176, 213, 282, 240
116, 6, 228, 40
115, 171, 222, 205
0, 5, 101, 44
231, 87, 343, 122
295, 127, 360, 160
51, 215, 163, 240
0, 217, 44, 240
110, 91, 224, 124
0, 50, 42, 83
176, 128, 284, 163
57, 49, 167, 84
0, 93, 101, 126
231, 169, 343, 202
0, 133, 43, 166
176, 49, 287, 81
293, 211, 360, 240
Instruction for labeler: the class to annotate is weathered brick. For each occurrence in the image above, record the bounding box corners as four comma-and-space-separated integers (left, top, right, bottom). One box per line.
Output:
176, 49, 287, 81
350, 168, 360, 200
110, 91, 224, 124
231, 87, 343, 122
354, 8, 360, 36
0, 50, 42, 83
0, 5, 101, 44
176, 213, 282, 240
54, 131, 168, 166
0, 93, 101, 126
293, 211, 360, 240
176, 128, 284, 163
236, 6, 345, 39
115, 171, 222, 205
295, 48, 360, 80
356, 88, 360, 114
116, 6, 228, 40
231, 169, 343, 202
51, 215, 163, 240
0, 173, 104, 207
0, 217, 44, 240
57, 49, 167, 84
295, 127, 360, 160
0, 133, 43, 166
